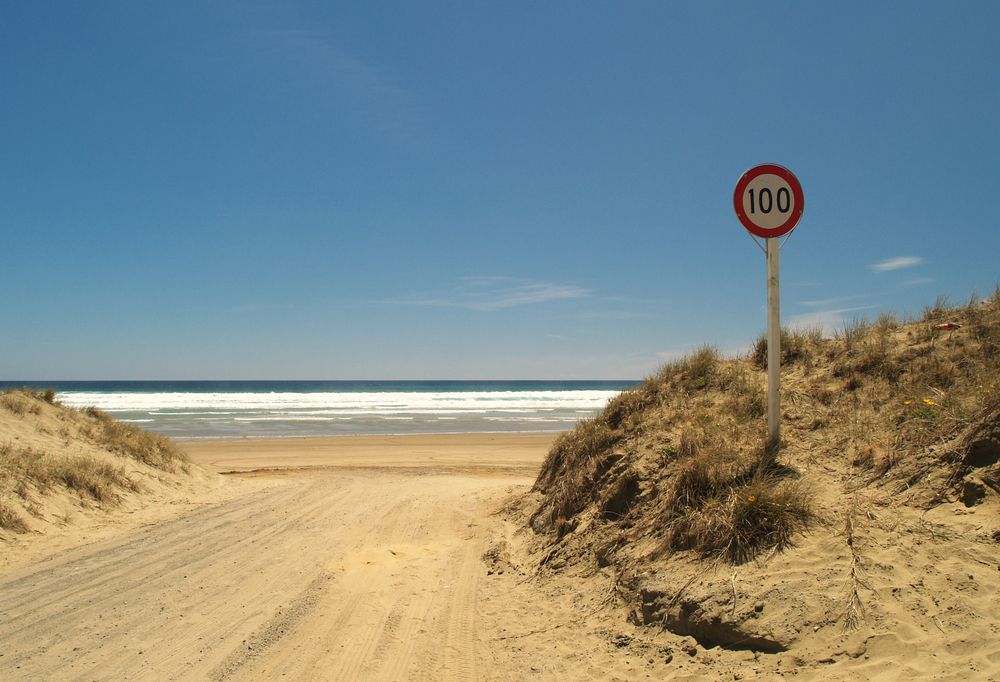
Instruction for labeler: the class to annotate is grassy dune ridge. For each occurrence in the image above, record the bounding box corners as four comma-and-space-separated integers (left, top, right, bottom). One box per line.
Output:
525, 289, 1000, 652
0, 390, 190, 534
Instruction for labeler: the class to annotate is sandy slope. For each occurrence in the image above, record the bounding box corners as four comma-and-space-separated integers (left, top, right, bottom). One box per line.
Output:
0, 391, 227, 574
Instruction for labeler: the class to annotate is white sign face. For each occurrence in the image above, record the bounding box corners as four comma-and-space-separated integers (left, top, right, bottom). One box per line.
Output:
740, 173, 797, 231
734, 163, 804, 238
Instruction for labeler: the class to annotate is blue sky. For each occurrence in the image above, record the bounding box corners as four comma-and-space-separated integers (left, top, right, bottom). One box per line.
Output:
2, 1, 998, 380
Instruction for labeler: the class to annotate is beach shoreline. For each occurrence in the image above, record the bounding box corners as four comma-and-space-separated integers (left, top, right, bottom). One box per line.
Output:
34, 380, 632, 441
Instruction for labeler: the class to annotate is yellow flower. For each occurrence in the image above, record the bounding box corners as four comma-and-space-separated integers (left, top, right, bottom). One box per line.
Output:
747, 495, 757, 503
923, 399, 937, 406
903, 400, 913, 405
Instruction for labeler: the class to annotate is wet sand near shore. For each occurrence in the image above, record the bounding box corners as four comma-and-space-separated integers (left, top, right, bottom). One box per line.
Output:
182, 432, 557, 477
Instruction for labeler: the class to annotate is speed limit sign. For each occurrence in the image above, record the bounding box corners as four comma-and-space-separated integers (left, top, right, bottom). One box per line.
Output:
733, 162, 804, 449
733, 163, 804, 239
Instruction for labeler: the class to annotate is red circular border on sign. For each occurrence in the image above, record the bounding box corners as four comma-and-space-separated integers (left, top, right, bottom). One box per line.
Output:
733, 163, 804, 238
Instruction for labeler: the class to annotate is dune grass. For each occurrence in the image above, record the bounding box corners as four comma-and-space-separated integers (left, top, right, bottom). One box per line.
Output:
663, 454, 811, 563
1, 443, 139, 502
2, 390, 188, 474
752, 326, 823, 369
530, 286, 1000, 568
81, 406, 189, 472
0, 390, 192, 533
0, 499, 29, 533
0, 442, 142, 531
0, 392, 42, 417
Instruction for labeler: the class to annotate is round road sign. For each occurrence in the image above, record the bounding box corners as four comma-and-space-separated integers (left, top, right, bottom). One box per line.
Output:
733, 163, 804, 238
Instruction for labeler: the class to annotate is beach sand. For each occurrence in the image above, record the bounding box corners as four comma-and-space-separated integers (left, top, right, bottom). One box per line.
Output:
4, 432, 988, 680
183, 432, 556, 477
3, 433, 647, 680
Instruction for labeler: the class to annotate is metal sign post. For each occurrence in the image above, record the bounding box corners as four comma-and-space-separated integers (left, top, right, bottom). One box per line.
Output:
733, 163, 804, 449
766, 237, 780, 446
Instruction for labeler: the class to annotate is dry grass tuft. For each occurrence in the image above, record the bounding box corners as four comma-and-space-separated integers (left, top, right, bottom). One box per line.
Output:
52, 456, 140, 502
719, 364, 766, 422
0, 443, 139, 506
530, 418, 623, 535
662, 449, 811, 564
682, 346, 720, 390
532, 347, 730, 535
841, 502, 870, 631
1, 392, 42, 417
81, 407, 189, 472
0, 499, 29, 533
668, 446, 753, 510
752, 327, 823, 369
0, 388, 63, 416
922, 294, 952, 322
0, 444, 142, 532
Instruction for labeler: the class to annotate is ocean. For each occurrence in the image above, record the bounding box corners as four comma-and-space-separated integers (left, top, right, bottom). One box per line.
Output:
3, 380, 637, 440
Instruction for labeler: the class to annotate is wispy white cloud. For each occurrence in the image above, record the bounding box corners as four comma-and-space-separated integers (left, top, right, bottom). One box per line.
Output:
385, 277, 591, 311
799, 294, 867, 308
787, 305, 879, 335
870, 256, 925, 273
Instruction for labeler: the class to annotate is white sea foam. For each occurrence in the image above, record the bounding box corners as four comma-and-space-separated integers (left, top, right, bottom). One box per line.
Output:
55, 388, 626, 438
57, 390, 619, 414
233, 416, 341, 422
149, 411, 237, 416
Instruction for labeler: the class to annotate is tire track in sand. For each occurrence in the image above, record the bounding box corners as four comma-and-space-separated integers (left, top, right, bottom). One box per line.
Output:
0, 470, 523, 681
440, 513, 484, 680
209, 570, 337, 680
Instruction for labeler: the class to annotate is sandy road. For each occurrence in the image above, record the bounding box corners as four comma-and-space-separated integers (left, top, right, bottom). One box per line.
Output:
0, 435, 554, 681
